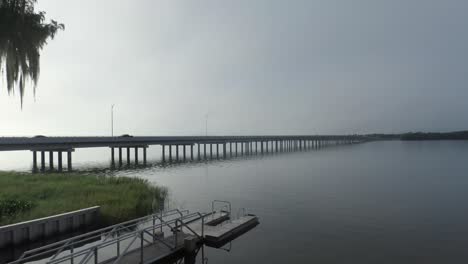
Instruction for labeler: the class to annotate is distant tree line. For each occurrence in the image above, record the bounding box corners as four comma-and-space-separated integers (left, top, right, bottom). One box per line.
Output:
400, 131, 468, 140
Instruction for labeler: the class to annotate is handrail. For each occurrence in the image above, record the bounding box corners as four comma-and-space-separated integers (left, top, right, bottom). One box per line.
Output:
174, 212, 205, 248
212, 200, 231, 216
111, 235, 138, 264
45, 212, 203, 264
143, 230, 174, 250
12, 209, 193, 264
237, 208, 246, 218
15, 208, 185, 263
11, 202, 232, 264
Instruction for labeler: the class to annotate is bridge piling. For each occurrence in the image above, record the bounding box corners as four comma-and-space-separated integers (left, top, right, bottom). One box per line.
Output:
170, 145, 174, 161
32, 151, 37, 172
162, 145, 166, 162
58, 151, 63, 172
111, 147, 115, 166
197, 144, 201, 160
49, 151, 54, 170
143, 147, 147, 165
41, 151, 45, 171
133, 147, 138, 165
118, 147, 123, 166
67, 150, 72, 171
127, 147, 131, 165
183, 145, 186, 161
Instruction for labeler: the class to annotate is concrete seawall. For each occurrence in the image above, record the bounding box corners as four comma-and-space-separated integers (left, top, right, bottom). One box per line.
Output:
0, 206, 100, 248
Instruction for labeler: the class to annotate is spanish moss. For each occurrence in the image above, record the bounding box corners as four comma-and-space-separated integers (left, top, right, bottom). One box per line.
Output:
0, 0, 64, 106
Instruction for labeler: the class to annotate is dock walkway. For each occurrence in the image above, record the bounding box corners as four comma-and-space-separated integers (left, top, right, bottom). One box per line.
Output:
10, 201, 259, 264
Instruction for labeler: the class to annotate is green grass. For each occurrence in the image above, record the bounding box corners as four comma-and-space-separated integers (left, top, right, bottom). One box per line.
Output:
0, 171, 167, 226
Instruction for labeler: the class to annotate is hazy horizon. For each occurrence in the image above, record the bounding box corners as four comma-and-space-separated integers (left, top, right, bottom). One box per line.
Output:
1, 0, 468, 136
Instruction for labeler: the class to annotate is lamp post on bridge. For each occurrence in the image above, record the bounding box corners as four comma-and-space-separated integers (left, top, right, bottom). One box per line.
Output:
111, 104, 115, 137
205, 113, 208, 136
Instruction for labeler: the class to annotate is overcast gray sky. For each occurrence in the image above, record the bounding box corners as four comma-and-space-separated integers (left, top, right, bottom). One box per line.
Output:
1, 0, 467, 136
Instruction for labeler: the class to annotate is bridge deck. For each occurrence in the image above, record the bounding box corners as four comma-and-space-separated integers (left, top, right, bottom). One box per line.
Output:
0, 135, 364, 151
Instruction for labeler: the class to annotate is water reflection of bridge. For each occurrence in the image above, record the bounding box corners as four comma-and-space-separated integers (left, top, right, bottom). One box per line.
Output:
0, 135, 368, 172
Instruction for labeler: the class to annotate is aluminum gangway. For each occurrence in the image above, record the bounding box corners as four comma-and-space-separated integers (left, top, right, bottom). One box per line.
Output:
10, 201, 236, 264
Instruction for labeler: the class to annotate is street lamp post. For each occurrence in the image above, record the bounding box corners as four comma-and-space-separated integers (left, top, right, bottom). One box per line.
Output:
205, 114, 208, 136
111, 104, 115, 137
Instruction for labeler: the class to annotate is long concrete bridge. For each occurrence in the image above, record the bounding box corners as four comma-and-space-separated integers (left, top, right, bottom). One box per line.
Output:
0, 135, 368, 172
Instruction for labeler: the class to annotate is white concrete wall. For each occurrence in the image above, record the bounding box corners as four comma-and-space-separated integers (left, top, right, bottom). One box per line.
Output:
0, 206, 100, 248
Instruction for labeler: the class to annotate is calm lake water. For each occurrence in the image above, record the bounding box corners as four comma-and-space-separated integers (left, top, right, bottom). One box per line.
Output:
2, 141, 468, 263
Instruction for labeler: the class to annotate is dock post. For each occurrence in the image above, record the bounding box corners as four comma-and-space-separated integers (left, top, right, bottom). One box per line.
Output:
162, 145, 166, 162
266, 141, 269, 153
261, 141, 264, 153
32, 151, 38, 172
58, 151, 63, 172
67, 151, 72, 171
49, 151, 54, 170
143, 147, 147, 165
135, 147, 139, 165
210, 144, 213, 159
241, 142, 244, 154
118, 147, 122, 166
176, 145, 179, 161
223, 143, 227, 159
183, 145, 186, 161
216, 144, 219, 159
235, 142, 238, 156
230, 142, 232, 156
204, 144, 207, 159
127, 147, 131, 164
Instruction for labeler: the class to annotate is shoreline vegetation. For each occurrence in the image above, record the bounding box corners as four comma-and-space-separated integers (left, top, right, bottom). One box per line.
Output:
0, 172, 167, 227
367, 130, 468, 141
